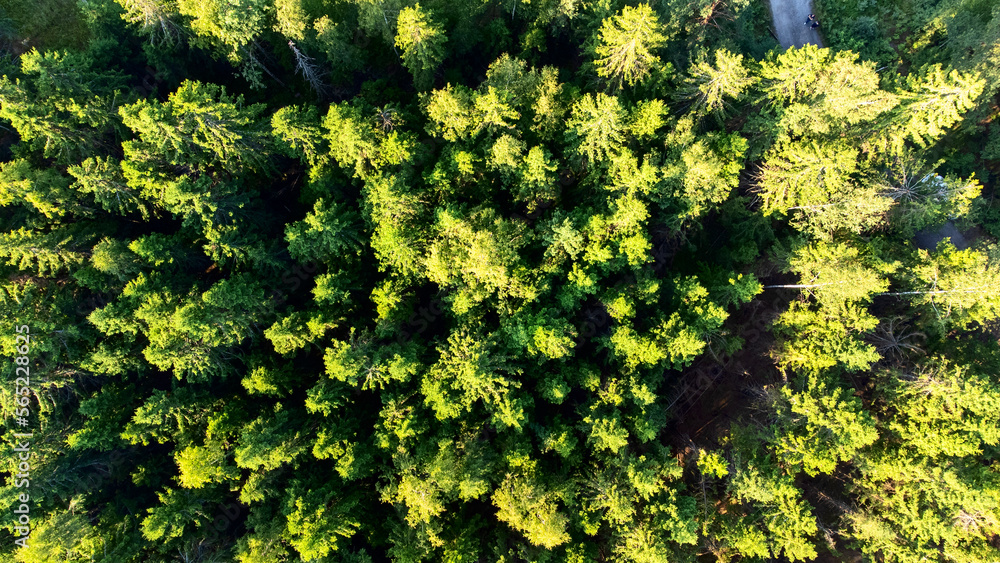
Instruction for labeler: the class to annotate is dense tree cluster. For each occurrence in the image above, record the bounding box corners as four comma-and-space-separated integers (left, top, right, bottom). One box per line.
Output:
0, 0, 999, 562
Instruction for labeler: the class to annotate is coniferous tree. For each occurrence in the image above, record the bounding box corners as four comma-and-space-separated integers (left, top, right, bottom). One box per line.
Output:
0, 49, 126, 163
1, 3, 999, 562
591, 4, 667, 90
115, 0, 180, 45
394, 4, 446, 91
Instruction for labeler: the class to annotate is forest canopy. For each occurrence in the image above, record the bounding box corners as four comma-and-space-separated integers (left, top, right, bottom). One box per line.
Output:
0, 0, 999, 562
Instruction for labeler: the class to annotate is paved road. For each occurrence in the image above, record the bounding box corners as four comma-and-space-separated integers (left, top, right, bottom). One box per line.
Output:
769, 0, 823, 48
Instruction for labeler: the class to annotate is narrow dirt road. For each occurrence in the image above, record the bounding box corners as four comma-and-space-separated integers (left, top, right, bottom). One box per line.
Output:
769, 0, 823, 48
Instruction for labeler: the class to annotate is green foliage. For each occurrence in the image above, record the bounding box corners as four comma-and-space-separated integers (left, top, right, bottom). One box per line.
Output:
772, 372, 878, 476
395, 4, 447, 91
283, 483, 361, 559
323, 101, 417, 179
234, 407, 309, 471
660, 125, 748, 221
592, 4, 667, 90
177, 0, 273, 85
1, 0, 90, 50
697, 451, 728, 479
116, 0, 180, 45
421, 330, 525, 428
68, 157, 153, 219
608, 275, 744, 372
565, 92, 626, 166
894, 64, 985, 148
678, 48, 757, 119
900, 242, 1000, 331
175, 443, 236, 488
0, 49, 125, 163
271, 104, 327, 170
284, 197, 362, 262
13, 512, 101, 562
880, 359, 1000, 458
782, 240, 894, 305
841, 357, 1000, 563
120, 80, 270, 175
0, 159, 77, 220
493, 471, 570, 549
424, 84, 477, 141
503, 308, 577, 360
879, 150, 982, 234
773, 300, 880, 372
89, 237, 141, 281
726, 439, 819, 561
757, 45, 898, 138
759, 139, 891, 237
424, 207, 534, 312
3, 3, 1000, 562
0, 226, 89, 275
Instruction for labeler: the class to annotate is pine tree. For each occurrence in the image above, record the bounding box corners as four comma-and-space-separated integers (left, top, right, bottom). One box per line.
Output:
565, 92, 627, 166
89, 237, 141, 282
420, 330, 525, 428
424, 207, 534, 312
881, 359, 1000, 458
877, 149, 982, 233
0, 49, 126, 163
0, 226, 89, 276
363, 173, 428, 279
724, 432, 820, 561
493, 471, 570, 549
284, 198, 363, 263
274, 0, 310, 40
271, 104, 328, 171
893, 242, 1000, 332
677, 48, 757, 119
769, 240, 894, 305
658, 123, 748, 221
423, 84, 476, 141
756, 45, 898, 140
757, 139, 892, 237
68, 157, 153, 219
350, 0, 408, 44
891, 64, 985, 148
771, 372, 879, 476
592, 4, 667, 90
115, 0, 180, 45
472, 86, 521, 136
0, 159, 80, 220
283, 482, 362, 559
322, 100, 418, 179
119, 80, 271, 175
395, 4, 447, 91
846, 359, 1000, 562
177, 0, 275, 87
767, 242, 889, 372
312, 14, 364, 84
